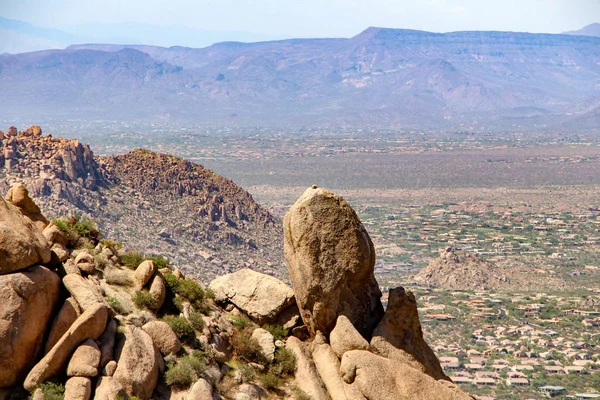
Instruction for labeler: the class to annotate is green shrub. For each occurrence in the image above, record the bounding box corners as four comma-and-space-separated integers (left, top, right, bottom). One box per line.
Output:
106, 296, 127, 315
231, 331, 267, 364
164, 273, 180, 292
231, 314, 253, 331
177, 279, 205, 304
148, 255, 171, 270
133, 290, 154, 310
239, 363, 256, 382
73, 216, 99, 238
164, 364, 193, 389
36, 382, 65, 400
189, 311, 206, 331
205, 288, 216, 299
163, 316, 195, 344
258, 372, 284, 390
263, 324, 288, 341
120, 251, 145, 269
292, 387, 312, 400
102, 239, 117, 248
182, 353, 206, 376
271, 347, 296, 376
54, 219, 70, 233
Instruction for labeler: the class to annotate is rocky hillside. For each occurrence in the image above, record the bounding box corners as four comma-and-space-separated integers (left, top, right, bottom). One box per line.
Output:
0, 183, 472, 400
412, 247, 511, 291
0, 126, 284, 282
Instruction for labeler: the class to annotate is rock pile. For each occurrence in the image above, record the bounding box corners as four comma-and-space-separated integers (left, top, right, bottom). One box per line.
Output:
0, 182, 472, 400
413, 246, 511, 290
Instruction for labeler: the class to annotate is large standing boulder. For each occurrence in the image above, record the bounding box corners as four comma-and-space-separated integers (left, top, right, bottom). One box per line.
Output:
67, 339, 101, 377
46, 298, 82, 354
0, 196, 51, 275
285, 337, 328, 400
371, 287, 447, 381
329, 315, 370, 359
209, 268, 295, 324
62, 274, 106, 311
64, 376, 92, 400
142, 321, 181, 356
134, 260, 155, 289
0, 266, 61, 388
251, 328, 275, 362
5, 183, 49, 231
24, 303, 109, 391
283, 186, 384, 337
340, 350, 472, 400
113, 326, 161, 400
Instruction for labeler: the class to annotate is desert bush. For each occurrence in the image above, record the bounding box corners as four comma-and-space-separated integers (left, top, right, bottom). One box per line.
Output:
148, 255, 171, 270
106, 296, 127, 315
133, 290, 154, 310
163, 316, 195, 344
189, 311, 206, 331
120, 251, 145, 269
292, 387, 312, 400
263, 324, 288, 341
54, 219, 70, 233
177, 279, 205, 304
164, 363, 193, 389
94, 254, 109, 269
231, 314, 254, 331
230, 330, 267, 364
258, 372, 284, 390
73, 216, 98, 238
239, 363, 256, 382
271, 347, 296, 376
36, 382, 65, 400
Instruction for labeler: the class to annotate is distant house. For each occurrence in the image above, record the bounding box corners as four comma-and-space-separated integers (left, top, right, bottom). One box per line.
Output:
539, 386, 566, 397
506, 377, 529, 387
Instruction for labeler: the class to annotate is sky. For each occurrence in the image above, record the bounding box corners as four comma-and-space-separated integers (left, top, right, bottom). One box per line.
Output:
1, 0, 599, 38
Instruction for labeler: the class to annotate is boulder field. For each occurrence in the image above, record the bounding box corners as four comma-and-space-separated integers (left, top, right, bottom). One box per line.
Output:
0, 183, 472, 400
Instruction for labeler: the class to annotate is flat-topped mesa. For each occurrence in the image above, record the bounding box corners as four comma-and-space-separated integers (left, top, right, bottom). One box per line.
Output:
283, 186, 384, 338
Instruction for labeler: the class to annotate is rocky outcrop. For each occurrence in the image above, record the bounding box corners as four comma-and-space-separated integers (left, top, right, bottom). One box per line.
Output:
371, 287, 447, 381
5, 183, 49, 231
283, 186, 384, 337
330, 315, 370, 359
113, 326, 161, 400
209, 268, 295, 324
0, 266, 61, 387
0, 194, 51, 275
24, 303, 109, 391
413, 247, 510, 291
46, 298, 82, 354
340, 351, 471, 400
285, 337, 328, 400
142, 321, 181, 356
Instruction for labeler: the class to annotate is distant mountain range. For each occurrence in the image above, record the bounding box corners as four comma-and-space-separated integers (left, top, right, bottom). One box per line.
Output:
1, 23, 599, 131
563, 23, 600, 37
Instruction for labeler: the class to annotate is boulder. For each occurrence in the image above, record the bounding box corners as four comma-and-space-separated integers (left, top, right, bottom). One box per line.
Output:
102, 360, 117, 377
235, 383, 266, 400
67, 339, 101, 377
64, 377, 92, 400
148, 273, 166, 310
188, 378, 213, 400
94, 376, 125, 400
99, 319, 117, 368
251, 328, 275, 362
312, 334, 365, 400
24, 303, 108, 391
330, 315, 370, 359
0, 266, 61, 388
283, 186, 384, 337
43, 223, 68, 246
5, 183, 49, 231
371, 287, 446, 380
134, 260, 155, 289
51, 243, 69, 262
46, 298, 82, 354
113, 326, 160, 400
340, 350, 472, 400
285, 337, 328, 400
0, 196, 51, 275
63, 274, 105, 311
209, 268, 295, 324
142, 321, 181, 356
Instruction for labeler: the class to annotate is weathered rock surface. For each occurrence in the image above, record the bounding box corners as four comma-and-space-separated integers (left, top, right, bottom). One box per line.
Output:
5, 183, 48, 231
24, 303, 108, 391
64, 376, 92, 400
283, 187, 384, 337
113, 326, 160, 400
0, 266, 61, 388
209, 268, 295, 324
371, 287, 447, 381
134, 260, 155, 289
188, 378, 213, 400
148, 273, 166, 310
251, 328, 275, 362
46, 298, 82, 354
63, 274, 105, 311
340, 350, 472, 400
330, 315, 370, 359
0, 195, 51, 275
285, 337, 328, 400
99, 319, 117, 369
67, 339, 101, 377
142, 321, 181, 356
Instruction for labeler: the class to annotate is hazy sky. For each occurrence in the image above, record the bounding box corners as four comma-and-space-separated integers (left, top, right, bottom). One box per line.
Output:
1, 0, 598, 37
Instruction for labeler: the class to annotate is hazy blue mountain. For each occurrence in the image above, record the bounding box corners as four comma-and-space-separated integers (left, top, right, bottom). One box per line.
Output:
2, 27, 599, 131
563, 23, 600, 37
0, 17, 80, 53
